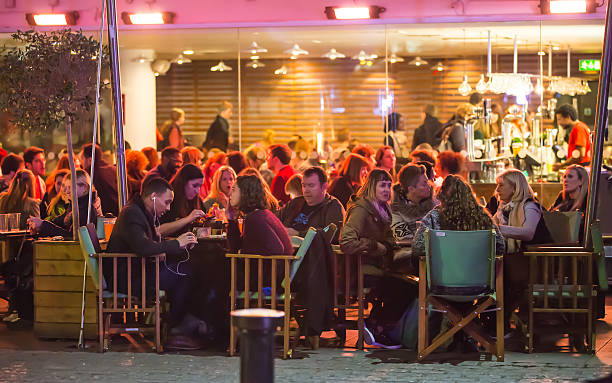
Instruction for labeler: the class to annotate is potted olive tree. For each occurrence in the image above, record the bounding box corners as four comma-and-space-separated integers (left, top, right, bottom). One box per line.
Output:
0, 29, 106, 240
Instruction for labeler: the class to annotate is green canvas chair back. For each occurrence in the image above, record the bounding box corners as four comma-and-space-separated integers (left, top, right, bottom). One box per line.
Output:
96, 216, 106, 240
591, 220, 609, 292
289, 227, 318, 281
78, 225, 101, 290
425, 229, 495, 302
542, 211, 582, 244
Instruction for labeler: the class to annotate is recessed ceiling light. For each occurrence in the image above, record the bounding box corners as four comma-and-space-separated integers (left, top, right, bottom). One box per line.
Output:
182, 50, 194, 55
324, 6, 385, 20
121, 12, 175, 25
26, 12, 79, 26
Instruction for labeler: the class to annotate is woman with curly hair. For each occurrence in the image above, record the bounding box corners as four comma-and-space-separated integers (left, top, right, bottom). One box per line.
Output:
412, 175, 505, 259
227, 174, 292, 256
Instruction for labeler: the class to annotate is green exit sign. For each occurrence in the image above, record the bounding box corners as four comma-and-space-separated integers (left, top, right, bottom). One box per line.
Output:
579, 59, 601, 71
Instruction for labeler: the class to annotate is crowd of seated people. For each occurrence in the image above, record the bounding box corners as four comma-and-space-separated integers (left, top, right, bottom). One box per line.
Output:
0, 117, 597, 353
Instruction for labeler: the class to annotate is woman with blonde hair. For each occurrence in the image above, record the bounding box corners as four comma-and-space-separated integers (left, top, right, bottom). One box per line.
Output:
204, 165, 236, 211
550, 164, 589, 212
44, 169, 70, 220
200, 152, 227, 199
29, 169, 102, 238
0, 169, 40, 228
492, 169, 550, 327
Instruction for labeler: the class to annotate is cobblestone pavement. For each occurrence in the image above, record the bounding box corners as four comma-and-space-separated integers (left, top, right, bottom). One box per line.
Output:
0, 347, 611, 382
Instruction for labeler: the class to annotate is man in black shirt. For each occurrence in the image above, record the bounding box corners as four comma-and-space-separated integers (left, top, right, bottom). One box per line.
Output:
142, 147, 183, 186
278, 166, 345, 243
107, 178, 200, 349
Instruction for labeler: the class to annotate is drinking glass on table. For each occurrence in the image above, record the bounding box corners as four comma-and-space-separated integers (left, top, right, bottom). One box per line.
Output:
0, 214, 8, 232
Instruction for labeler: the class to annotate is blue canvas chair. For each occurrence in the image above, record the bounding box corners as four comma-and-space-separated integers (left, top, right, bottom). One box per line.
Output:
227, 226, 319, 359
418, 229, 504, 362
78, 224, 166, 353
525, 220, 608, 353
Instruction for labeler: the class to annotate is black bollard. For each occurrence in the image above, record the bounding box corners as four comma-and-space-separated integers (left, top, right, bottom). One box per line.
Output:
231, 308, 285, 383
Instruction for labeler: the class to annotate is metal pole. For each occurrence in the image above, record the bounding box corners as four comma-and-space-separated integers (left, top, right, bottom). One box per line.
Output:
513, 34, 518, 74
584, 0, 612, 245
567, 45, 571, 78
88, 0, 106, 224
384, 25, 389, 147
237, 29, 242, 152
106, 0, 128, 210
487, 30, 492, 77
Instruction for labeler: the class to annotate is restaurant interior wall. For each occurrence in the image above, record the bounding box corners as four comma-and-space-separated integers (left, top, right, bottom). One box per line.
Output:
156, 52, 601, 150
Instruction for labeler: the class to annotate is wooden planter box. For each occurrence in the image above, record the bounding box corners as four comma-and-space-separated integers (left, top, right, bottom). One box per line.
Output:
33, 240, 98, 339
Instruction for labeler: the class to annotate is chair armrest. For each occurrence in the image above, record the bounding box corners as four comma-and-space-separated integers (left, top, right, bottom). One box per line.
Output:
523, 251, 593, 257
225, 253, 297, 260
524, 243, 581, 251
99, 252, 165, 259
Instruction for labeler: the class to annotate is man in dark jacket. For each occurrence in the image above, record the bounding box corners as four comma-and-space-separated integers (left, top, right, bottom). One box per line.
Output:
141, 147, 183, 187
203, 101, 232, 152
106, 178, 199, 349
278, 166, 345, 243
412, 104, 443, 150
82, 143, 119, 217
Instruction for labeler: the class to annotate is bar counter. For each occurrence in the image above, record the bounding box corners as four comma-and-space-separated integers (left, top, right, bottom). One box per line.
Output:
470, 182, 562, 210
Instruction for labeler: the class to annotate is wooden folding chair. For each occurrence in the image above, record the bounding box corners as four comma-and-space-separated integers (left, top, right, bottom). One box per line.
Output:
78, 225, 166, 353
418, 229, 504, 362
525, 221, 608, 353
227, 227, 318, 359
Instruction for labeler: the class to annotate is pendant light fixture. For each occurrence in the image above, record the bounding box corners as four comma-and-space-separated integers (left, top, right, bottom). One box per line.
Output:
246, 59, 265, 69
386, 53, 405, 64
408, 56, 427, 66
172, 54, 191, 65
352, 50, 377, 66
433, 61, 446, 72
285, 44, 309, 58
475, 31, 491, 94
458, 75, 472, 96
274, 65, 288, 75
211, 61, 232, 72
476, 74, 488, 94
245, 41, 268, 54
458, 29, 471, 96
322, 48, 346, 60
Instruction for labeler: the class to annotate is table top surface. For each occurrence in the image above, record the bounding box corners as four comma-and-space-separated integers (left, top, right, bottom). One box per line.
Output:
0, 230, 30, 237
